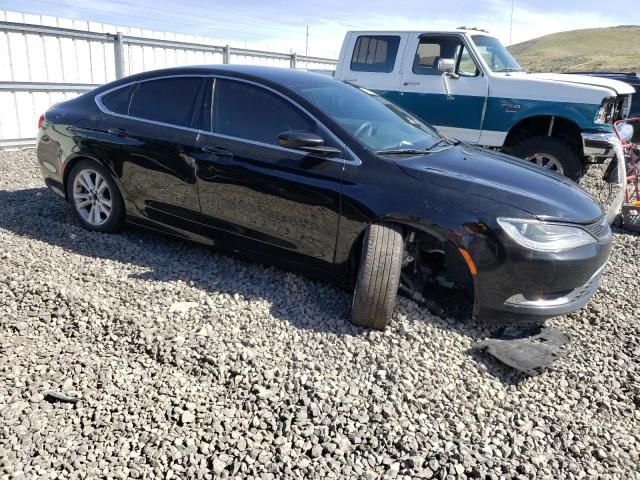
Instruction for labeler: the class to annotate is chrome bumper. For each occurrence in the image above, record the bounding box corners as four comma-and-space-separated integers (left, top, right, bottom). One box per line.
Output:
582, 131, 617, 159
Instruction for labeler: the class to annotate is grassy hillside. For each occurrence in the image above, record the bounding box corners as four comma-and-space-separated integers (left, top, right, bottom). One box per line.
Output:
508, 26, 640, 72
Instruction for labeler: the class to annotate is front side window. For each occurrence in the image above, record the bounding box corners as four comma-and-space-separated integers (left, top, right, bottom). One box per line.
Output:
351, 35, 400, 73
472, 35, 523, 72
413, 36, 478, 77
212, 79, 315, 145
458, 47, 479, 77
128, 77, 203, 128
292, 81, 441, 152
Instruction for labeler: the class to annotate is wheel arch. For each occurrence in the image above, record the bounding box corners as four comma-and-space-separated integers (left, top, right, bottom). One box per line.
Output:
503, 114, 583, 155
346, 216, 478, 312
61, 153, 131, 207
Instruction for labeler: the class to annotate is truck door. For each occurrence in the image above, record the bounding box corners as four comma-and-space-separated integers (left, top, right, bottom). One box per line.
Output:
394, 34, 489, 143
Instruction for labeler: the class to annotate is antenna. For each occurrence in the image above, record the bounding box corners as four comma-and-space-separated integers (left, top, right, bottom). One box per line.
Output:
509, 0, 515, 45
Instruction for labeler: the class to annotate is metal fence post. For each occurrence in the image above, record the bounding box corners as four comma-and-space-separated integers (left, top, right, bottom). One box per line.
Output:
114, 32, 125, 79
223, 45, 230, 64
290, 53, 297, 69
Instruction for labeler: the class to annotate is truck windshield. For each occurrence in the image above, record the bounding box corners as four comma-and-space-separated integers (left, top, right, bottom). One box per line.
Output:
472, 35, 523, 72
292, 82, 441, 152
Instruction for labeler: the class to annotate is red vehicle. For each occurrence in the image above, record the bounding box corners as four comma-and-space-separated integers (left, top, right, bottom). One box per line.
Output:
613, 118, 640, 231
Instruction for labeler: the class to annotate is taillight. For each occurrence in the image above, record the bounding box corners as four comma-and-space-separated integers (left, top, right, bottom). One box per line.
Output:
38, 114, 45, 129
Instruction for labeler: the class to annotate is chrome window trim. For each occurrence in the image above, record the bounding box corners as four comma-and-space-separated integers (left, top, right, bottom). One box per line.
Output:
94, 73, 362, 166
208, 75, 361, 165
95, 74, 210, 133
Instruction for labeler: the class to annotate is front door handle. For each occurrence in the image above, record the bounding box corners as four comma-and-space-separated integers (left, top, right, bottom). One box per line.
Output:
107, 128, 129, 137
403, 81, 420, 86
202, 146, 234, 158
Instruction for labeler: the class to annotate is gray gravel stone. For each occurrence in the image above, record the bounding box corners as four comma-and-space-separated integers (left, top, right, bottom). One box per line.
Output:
0, 149, 638, 479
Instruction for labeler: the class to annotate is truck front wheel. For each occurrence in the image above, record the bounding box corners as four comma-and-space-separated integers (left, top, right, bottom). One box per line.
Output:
511, 136, 582, 181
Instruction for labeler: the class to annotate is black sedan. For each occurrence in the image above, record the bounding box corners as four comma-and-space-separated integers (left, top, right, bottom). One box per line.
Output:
36, 65, 612, 329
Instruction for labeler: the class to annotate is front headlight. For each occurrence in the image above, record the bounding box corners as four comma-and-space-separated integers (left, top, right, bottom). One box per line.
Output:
594, 97, 615, 124
497, 218, 597, 252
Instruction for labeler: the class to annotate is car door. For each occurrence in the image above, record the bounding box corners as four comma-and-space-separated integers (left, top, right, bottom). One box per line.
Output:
96, 75, 206, 226
194, 77, 346, 264
394, 34, 489, 143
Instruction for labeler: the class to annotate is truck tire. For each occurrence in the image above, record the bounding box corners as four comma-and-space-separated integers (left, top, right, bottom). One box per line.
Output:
351, 223, 404, 330
511, 136, 582, 181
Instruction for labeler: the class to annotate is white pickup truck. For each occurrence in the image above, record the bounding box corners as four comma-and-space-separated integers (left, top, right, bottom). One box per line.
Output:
334, 29, 635, 180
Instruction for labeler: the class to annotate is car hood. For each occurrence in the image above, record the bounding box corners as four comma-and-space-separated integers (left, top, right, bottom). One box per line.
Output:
525, 72, 635, 96
397, 144, 604, 224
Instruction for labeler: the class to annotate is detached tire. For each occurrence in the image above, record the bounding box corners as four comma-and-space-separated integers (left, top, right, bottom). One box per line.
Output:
66, 159, 125, 233
511, 136, 582, 181
351, 223, 404, 330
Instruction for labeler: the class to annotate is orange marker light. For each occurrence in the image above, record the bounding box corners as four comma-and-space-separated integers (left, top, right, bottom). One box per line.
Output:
458, 248, 478, 276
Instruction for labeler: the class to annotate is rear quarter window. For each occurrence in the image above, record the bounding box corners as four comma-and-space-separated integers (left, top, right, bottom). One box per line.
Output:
350, 35, 400, 73
101, 85, 134, 115
128, 77, 204, 128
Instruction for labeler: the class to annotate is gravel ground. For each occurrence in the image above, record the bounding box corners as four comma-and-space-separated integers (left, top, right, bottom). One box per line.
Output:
1, 149, 639, 479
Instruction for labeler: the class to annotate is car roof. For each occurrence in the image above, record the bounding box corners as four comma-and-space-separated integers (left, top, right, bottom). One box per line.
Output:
347, 29, 491, 36
98, 65, 337, 93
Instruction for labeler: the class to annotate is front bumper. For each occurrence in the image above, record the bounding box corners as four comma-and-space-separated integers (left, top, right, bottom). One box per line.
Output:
501, 262, 606, 316
582, 131, 617, 160
473, 221, 612, 324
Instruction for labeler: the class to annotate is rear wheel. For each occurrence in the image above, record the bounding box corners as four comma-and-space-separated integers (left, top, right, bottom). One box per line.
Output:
511, 136, 582, 181
66, 160, 125, 233
351, 223, 404, 330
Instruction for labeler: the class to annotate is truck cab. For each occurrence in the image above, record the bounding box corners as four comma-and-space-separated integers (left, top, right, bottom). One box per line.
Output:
334, 29, 635, 180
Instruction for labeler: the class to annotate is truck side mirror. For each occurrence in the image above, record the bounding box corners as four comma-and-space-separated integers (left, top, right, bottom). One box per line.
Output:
437, 58, 456, 74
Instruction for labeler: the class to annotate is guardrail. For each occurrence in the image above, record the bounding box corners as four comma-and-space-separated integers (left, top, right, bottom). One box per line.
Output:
0, 21, 338, 149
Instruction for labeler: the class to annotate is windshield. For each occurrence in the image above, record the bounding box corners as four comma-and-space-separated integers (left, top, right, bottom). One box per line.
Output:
472, 35, 523, 72
291, 82, 441, 152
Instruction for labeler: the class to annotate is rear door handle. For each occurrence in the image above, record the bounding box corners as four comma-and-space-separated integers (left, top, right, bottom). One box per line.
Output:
107, 128, 129, 137
202, 146, 234, 157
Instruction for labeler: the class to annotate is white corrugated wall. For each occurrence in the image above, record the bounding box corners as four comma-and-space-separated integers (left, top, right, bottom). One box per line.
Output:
0, 10, 336, 146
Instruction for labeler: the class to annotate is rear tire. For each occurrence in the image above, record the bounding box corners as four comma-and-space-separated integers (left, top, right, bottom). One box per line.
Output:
511, 136, 582, 181
66, 159, 125, 233
351, 223, 404, 330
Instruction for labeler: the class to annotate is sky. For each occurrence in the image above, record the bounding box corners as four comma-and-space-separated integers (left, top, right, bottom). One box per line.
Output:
2, 0, 639, 58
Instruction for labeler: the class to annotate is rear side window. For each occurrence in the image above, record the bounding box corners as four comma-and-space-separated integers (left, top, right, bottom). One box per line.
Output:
350, 35, 400, 73
213, 79, 314, 145
128, 77, 203, 128
101, 85, 133, 114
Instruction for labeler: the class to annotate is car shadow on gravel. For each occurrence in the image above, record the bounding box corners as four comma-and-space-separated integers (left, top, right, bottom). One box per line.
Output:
0, 187, 579, 383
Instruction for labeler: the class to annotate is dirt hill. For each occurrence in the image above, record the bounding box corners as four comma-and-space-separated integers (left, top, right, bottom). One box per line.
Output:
508, 26, 640, 72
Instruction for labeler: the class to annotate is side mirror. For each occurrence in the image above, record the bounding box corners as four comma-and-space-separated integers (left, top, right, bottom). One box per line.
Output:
437, 58, 456, 74
278, 131, 342, 156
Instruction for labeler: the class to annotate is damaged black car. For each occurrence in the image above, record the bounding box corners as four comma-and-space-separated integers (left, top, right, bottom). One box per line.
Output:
36, 66, 612, 329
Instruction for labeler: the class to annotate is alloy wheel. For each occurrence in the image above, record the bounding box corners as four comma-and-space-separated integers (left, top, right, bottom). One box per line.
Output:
525, 153, 564, 175
72, 169, 113, 226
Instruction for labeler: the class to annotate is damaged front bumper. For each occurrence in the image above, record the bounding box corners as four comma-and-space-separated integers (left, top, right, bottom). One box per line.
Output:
502, 262, 606, 316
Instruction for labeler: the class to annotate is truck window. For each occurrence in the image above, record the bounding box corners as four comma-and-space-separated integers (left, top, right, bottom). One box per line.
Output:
350, 35, 400, 73
413, 36, 479, 77
458, 47, 479, 77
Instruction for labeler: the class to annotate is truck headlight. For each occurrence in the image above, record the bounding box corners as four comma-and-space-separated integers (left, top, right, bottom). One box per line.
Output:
497, 218, 597, 252
594, 97, 615, 124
